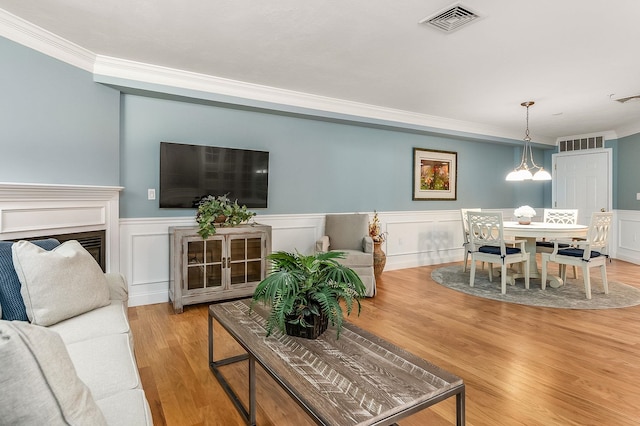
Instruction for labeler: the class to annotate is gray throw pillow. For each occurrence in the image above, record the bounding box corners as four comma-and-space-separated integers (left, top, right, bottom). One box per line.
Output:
12, 240, 110, 326
0, 320, 108, 425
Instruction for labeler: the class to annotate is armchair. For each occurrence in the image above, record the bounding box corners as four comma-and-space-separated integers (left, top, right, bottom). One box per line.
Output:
316, 213, 376, 297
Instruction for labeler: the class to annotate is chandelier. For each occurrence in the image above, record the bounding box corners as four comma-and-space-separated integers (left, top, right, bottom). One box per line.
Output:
505, 101, 552, 181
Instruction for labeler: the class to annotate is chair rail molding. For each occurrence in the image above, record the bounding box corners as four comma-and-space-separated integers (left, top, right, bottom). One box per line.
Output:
119, 211, 464, 306
119, 208, 635, 307
0, 182, 123, 272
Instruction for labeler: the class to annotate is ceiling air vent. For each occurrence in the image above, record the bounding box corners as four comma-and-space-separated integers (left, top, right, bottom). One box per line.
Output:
419, 3, 481, 33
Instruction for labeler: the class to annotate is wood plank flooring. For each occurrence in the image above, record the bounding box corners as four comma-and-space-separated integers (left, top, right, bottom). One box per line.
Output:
129, 259, 640, 425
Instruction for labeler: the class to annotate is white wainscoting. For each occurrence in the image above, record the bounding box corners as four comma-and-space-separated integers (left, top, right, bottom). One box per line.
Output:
120, 208, 640, 307
614, 210, 640, 265
120, 210, 466, 306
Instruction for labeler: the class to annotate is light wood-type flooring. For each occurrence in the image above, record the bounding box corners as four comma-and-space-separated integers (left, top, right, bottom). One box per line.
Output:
129, 259, 640, 426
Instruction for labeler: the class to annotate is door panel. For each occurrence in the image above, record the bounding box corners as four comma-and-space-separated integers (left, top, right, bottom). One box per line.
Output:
553, 150, 611, 225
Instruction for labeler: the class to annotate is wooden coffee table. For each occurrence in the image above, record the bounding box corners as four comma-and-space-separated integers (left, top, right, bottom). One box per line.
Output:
208, 299, 465, 425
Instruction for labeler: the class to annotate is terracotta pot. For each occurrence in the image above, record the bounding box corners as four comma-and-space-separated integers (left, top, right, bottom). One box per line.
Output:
518, 218, 531, 225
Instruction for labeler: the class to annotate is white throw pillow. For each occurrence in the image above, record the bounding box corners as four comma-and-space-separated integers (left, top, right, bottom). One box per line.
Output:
0, 320, 108, 425
12, 240, 110, 326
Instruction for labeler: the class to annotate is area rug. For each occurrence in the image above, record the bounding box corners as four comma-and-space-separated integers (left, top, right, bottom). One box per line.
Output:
431, 265, 640, 309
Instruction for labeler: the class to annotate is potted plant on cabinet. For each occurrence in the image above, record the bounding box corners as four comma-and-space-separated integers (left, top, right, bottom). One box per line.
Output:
251, 250, 367, 339
195, 194, 256, 239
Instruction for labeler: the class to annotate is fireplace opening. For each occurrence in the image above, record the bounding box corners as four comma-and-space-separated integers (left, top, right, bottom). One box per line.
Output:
20, 230, 106, 272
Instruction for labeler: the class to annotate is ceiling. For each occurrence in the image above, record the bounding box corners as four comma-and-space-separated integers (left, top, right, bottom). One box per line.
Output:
2, 0, 640, 145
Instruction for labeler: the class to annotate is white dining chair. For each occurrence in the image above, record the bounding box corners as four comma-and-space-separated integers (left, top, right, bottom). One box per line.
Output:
467, 211, 530, 294
460, 208, 481, 272
540, 212, 613, 299
536, 209, 580, 278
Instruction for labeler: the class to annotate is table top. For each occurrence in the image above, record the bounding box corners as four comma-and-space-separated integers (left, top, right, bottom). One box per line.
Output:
209, 299, 464, 426
503, 221, 588, 239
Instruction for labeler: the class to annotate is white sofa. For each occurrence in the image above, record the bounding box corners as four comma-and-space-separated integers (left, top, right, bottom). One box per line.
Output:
0, 239, 152, 425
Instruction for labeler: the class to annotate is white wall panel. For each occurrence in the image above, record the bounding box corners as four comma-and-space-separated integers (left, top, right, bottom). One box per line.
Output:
615, 210, 640, 265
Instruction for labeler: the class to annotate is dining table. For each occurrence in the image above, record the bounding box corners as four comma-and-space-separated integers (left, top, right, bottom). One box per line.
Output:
502, 221, 588, 288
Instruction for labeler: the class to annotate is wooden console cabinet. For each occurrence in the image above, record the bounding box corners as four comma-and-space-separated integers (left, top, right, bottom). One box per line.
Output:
169, 224, 272, 313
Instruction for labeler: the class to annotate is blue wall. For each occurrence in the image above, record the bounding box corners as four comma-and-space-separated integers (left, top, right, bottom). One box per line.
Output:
120, 94, 548, 217
616, 133, 640, 210
0, 37, 120, 185
2, 35, 560, 218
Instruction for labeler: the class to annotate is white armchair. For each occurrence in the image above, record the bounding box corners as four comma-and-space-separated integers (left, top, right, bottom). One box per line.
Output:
316, 213, 376, 297
541, 212, 613, 299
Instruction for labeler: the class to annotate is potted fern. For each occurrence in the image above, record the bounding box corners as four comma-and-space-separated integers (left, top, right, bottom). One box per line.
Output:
251, 251, 367, 339
195, 194, 256, 239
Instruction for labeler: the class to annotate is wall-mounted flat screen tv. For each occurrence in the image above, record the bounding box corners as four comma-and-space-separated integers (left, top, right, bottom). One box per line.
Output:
159, 142, 269, 208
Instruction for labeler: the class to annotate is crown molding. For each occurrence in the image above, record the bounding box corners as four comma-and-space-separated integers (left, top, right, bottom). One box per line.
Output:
611, 122, 640, 140
0, 8, 95, 72
0, 7, 546, 144
94, 55, 545, 144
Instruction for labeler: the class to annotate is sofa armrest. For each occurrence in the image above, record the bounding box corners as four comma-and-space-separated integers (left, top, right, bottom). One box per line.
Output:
105, 273, 128, 303
363, 236, 374, 253
316, 236, 330, 252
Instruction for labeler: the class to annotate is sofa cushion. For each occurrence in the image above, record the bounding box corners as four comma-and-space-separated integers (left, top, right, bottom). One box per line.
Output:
12, 240, 110, 326
325, 214, 369, 251
335, 249, 374, 268
0, 320, 108, 425
66, 332, 141, 400
49, 300, 130, 345
0, 238, 60, 321
96, 389, 153, 426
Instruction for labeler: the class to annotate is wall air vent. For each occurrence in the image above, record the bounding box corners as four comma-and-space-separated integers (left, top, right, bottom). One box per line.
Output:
419, 3, 481, 33
558, 136, 604, 152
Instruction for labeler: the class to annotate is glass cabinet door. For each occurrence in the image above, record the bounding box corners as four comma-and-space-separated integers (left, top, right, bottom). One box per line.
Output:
186, 237, 224, 290
229, 235, 264, 286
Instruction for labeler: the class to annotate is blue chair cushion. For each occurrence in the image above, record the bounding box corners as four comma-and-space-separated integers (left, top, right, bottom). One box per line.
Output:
0, 239, 60, 321
557, 248, 602, 259
479, 246, 521, 255
536, 241, 570, 248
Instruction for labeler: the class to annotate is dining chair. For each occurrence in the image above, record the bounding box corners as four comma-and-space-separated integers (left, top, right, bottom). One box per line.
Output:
540, 212, 613, 299
467, 211, 530, 294
460, 208, 481, 272
536, 209, 580, 278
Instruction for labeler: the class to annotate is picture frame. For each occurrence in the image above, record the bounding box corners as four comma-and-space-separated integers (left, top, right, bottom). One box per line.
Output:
412, 148, 457, 200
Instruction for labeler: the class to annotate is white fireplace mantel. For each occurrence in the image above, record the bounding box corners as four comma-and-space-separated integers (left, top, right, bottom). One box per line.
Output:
0, 182, 123, 272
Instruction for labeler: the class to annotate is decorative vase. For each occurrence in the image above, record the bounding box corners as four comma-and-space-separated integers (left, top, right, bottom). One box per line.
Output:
518, 217, 531, 225
285, 310, 328, 339
373, 241, 386, 279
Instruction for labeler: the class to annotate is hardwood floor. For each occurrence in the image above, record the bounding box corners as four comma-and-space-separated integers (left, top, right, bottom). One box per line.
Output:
129, 259, 640, 425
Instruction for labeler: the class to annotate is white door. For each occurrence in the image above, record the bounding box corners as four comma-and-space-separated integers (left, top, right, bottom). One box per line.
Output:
552, 149, 611, 225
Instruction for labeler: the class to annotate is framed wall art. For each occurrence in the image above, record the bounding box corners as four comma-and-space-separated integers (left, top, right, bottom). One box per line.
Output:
412, 148, 457, 200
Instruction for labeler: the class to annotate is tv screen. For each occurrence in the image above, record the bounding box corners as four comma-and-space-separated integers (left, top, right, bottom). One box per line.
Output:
159, 142, 269, 208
